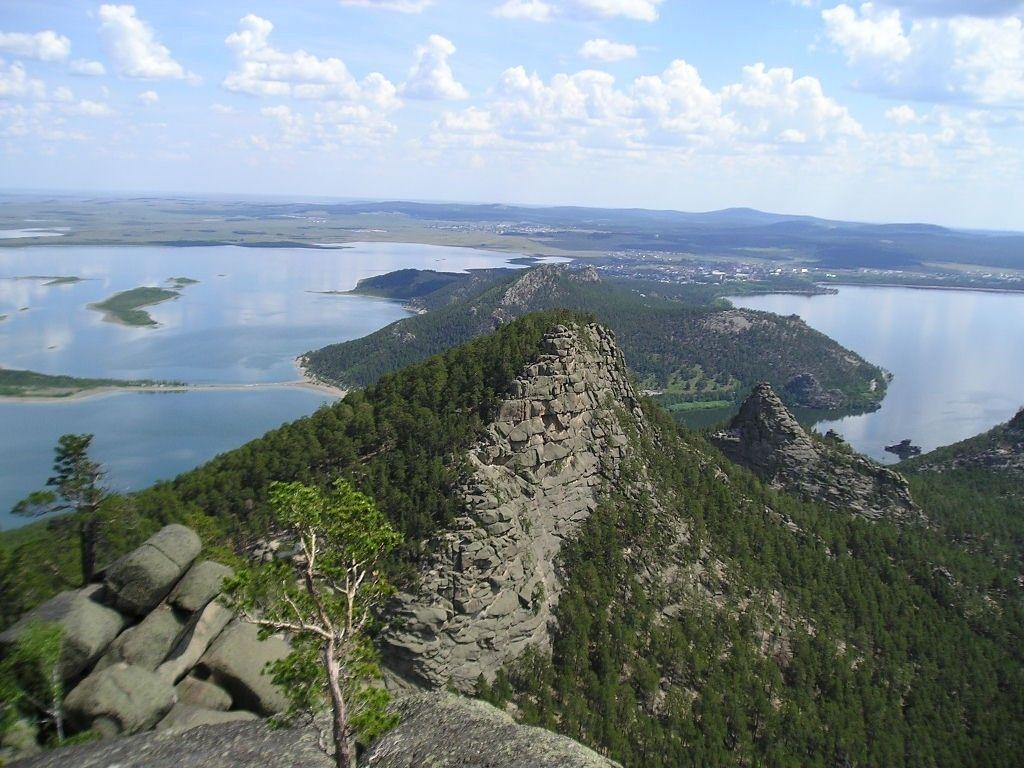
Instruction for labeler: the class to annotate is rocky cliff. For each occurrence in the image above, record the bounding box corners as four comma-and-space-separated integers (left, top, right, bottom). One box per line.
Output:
710, 383, 920, 522
383, 323, 646, 690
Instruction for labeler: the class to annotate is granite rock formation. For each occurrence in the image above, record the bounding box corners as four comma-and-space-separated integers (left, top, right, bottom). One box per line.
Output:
0, 526, 287, 752
383, 323, 645, 690
710, 383, 920, 522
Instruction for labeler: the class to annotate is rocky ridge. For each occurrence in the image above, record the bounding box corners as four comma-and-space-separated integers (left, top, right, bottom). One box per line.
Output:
911, 407, 1024, 474
383, 322, 646, 690
710, 382, 920, 522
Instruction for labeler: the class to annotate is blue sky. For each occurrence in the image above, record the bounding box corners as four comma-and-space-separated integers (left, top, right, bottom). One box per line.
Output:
1, 1, 1022, 228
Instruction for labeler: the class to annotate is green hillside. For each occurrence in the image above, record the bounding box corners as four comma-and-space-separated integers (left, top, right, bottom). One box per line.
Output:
303, 266, 886, 412
2, 313, 1020, 766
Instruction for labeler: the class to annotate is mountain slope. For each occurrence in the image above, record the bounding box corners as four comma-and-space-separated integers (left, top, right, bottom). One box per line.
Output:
302, 265, 886, 412
3, 315, 1021, 767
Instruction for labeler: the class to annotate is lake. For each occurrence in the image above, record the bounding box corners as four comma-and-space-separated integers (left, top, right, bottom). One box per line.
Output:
730, 286, 1024, 463
0, 243, 558, 527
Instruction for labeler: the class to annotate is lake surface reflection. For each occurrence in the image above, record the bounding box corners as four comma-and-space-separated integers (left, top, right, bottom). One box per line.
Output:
1, 243, 555, 526
730, 286, 1024, 463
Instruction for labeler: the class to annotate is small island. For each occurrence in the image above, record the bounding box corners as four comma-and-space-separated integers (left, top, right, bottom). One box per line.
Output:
167, 276, 199, 288
89, 286, 179, 326
43, 276, 83, 286
0, 368, 178, 399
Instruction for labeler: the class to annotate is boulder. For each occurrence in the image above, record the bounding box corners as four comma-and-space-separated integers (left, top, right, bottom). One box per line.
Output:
95, 604, 188, 672
64, 663, 177, 738
156, 599, 233, 685
169, 560, 234, 613
105, 525, 202, 616
197, 621, 290, 715
9, 720, 333, 768
174, 675, 233, 711
155, 704, 258, 734
362, 692, 621, 768
0, 584, 128, 681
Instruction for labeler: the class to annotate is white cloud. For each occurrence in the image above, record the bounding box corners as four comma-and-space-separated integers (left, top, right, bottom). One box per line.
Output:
823, 3, 1024, 105
67, 99, 114, 117
98, 4, 194, 80
223, 14, 400, 105
431, 58, 860, 157
402, 34, 468, 100
211, 102, 237, 114
69, 59, 106, 76
0, 59, 47, 100
822, 3, 911, 64
493, 0, 663, 21
0, 30, 71, 62
886, 103, 922, 123
566, 0, 665, 21
579, 38, 638, 62
338, 0, 434, 11
493, 0, 556, 19
138, 89, 159, 105
876, 1, 1023, 17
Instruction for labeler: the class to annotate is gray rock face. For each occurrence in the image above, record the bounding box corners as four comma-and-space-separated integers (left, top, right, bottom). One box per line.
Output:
105, 525, 202, 616
64, 663, 177, 738
383, 323, 645, 690
169, 561, 234, 613
10, 721, 333, 768
175, 675, 233, 711
156, 599, 234, 685
155, 704, 258, 734
711, 383, 920, 522
197, 621, 290, 715
0, 584, 128, 681
95, 604, 189, 672
362, 692, 621, 768
783, 372, 844, 410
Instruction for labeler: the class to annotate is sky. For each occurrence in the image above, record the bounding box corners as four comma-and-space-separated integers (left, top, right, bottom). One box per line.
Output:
1, 1, 1023, 229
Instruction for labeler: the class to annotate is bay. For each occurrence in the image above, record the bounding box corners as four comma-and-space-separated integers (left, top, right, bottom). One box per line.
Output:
1, 243, 558, 526
730, 286, 1024, 463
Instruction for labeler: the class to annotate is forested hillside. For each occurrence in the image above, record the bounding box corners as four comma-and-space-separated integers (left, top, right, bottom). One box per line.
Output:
2, 313, 1020, 766
303, 266, 886, 412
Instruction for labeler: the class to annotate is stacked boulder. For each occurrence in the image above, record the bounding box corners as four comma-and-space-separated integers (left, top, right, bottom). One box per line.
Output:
0, 525, 289, 749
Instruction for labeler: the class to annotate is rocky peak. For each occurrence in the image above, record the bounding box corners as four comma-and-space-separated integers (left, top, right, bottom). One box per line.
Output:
383, 322, 645, 691
711, 383, 920, 523
1010, 408, 1024, 433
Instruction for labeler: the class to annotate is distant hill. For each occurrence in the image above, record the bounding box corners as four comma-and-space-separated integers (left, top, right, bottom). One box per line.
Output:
302, 265, 887, 413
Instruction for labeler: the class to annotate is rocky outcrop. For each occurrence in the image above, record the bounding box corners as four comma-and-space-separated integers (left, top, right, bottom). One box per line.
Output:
363, 692, 621, 768
711, 383, 920, 522
10, 720, 333, 768
12, 692, 617, 768
913, 407, 1024, 475
783, 372, 844, 410
0, 584, 128, 680
0, 527, 284, 751
105, 525, 202, 616
383, 323, 645, 691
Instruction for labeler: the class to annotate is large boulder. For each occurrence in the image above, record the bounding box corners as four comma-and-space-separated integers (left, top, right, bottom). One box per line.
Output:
9, 720, 333, 768
362, 692, 621, 768
64, 663, 177, 738
196, 621, 290, 715
105, 525, 202, 616
0, 584, 128, 681
156, 600, 233, 685
169, 561, 234, 613
94, 604, 188, 672
155, 704, 258, 734
174, 675, 233, 711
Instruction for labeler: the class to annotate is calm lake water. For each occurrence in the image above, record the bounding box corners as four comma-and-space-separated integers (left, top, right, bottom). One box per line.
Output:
731, 286, 1024, 463
1, 243, 557, 527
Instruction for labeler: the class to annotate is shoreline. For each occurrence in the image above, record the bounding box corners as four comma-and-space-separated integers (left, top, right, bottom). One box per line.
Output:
0, 377, 348, 405
822, 281, 1024, 295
